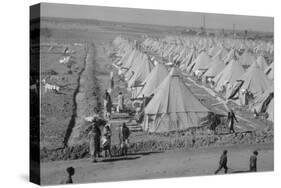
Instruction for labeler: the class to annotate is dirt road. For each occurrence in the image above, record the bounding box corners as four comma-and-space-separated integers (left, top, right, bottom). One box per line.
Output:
41, 143, 273, 185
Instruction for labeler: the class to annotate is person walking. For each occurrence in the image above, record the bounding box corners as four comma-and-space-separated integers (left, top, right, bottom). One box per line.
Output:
214, 150, 228, 174
60, 167, 75, 184
249, 150, 259, 172
227, 109, 238, 134
109, 71, 114, 93
103, 90, 112, 119
117, 92, 124, 113
119, 123, 130, 156
102, 124, 112, 158
88, 123, 101, 163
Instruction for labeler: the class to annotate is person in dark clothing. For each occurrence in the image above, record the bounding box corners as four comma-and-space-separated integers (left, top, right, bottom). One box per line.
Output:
249, 150, 258, 172
102, 125, 112, 158
103, 90, 112, 119
119, 123, 131, 156
209, 113, 221, 134
88, 122, 102, 162
214, 150, 228, 174
60, 166, 75, 184
227, 110, 238, 134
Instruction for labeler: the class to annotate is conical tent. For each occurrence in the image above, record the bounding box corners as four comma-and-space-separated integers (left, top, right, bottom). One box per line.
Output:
124, 52, 145, 80
250, 86, 273, 113
121, 49, 140, 69
267, 98, 274, 122
213, 59, 245, 92
223, 49, 236, 64
203, 56, 225, 80
143, 67, 210, 132
191, 51, 212, 72
137, 63, 169, 98
240, 64, 272, 96
264, 63, 274, 80
256, 55, 268, 71
238, 51, 256, 66
208, 46, 220, 57
180, 50, 195, 71
212, 47, 228, 61
116, 48, 134, 66
127, 53, 154, 88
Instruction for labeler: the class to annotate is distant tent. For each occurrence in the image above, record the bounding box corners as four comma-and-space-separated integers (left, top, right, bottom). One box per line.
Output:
256, 55, 268, 71
124, 52, 145, 80
180, 49, 195, 71
239, 64, 272, 97
143, 67, 210, 132
116, 48, 135, 66
238, 51, 256, 67
203, 56, 225, 80
213, 59, 245, 93
264, 63, 274, 80
127, 53, 154, 88
191, 51, 212, 72
186, 59, 196, 73
267, 98, 274, 122
121, 49, 140, 69
212, 47, 228, 61
137, 63, 169, 98
250, 86, 273, 113
208, 46, 220, 57
227, 64, 273, 105
223, 48, 236, 64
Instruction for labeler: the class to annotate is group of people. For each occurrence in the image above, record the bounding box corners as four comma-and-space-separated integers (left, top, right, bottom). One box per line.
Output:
214, 150, 259, 174
103, 89, 125, 119
205, 109, 238, 135
88, 119, 131, 163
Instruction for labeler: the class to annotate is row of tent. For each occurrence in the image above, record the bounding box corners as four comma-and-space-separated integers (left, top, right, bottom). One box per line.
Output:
112, 37, 211, 132
141, 36, 274, 122
111, 35, 274, 132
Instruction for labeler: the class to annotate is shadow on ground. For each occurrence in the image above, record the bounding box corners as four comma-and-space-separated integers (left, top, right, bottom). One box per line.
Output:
98, 151, 164, 163
100, 156, 141, 162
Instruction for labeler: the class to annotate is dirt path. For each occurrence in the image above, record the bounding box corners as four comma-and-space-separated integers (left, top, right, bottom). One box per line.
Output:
184, 76, 267, 131
66, 43, 105, 146
41, 143, 273, 185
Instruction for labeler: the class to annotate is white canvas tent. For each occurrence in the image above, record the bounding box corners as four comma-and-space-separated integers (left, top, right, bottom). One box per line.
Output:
143, 67, 210, 132
127, 53, 154, 88
256, 55, 268, 71
202, 56, 225, 81
264, 63, 274, 80
213, 59, 245, 93
190, 51, 212, 73
239, 64, 273, 97
137, 62, 169, 98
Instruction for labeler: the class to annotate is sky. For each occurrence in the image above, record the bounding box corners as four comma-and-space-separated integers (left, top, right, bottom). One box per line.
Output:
40, 3, 274, 33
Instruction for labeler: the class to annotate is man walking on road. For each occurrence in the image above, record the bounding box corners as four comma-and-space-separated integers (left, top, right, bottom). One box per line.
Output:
249, 150, 259, 172
214, 150, 228, 174
60, 167, 75, 184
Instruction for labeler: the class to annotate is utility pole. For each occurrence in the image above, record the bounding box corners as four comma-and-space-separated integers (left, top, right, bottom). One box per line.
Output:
203, 15, 206, 33
233, 24, 236, 37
